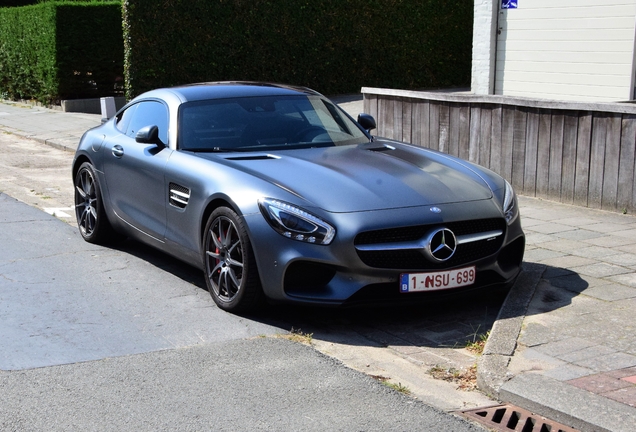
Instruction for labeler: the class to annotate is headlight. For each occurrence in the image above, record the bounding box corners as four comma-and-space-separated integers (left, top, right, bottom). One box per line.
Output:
258, 198, 336, 245
503, 180, 519, 225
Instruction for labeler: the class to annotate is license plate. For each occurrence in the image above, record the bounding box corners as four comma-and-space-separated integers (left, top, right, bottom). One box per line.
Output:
400, 266, 476, 293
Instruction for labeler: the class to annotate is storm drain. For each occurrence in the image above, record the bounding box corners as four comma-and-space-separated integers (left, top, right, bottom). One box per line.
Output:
458, 404, 579, 432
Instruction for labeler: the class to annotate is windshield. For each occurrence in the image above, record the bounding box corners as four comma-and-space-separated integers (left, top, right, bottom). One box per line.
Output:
178, 95, 369, 152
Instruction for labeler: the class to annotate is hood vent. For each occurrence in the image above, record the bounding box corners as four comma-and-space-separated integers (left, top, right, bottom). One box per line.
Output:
169, 183, 190, 209
367, 144, 396, 152
225, 154, 279, 161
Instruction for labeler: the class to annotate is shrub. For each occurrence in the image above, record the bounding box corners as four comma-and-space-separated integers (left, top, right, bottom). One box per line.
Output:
122, 0, 473, 98
0, 4, 57, 101
0, 1, 123, 103
0, 1, 37, 6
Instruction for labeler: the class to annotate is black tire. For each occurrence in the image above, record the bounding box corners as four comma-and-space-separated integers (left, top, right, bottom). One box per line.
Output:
74, 162, 116, 244
203, 207, 264, 312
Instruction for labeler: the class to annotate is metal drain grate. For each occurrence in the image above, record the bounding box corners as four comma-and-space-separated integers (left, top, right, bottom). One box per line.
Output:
458, 404, 579, 432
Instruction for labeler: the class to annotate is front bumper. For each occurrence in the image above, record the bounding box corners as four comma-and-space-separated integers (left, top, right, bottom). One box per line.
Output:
244, 199, 525, 306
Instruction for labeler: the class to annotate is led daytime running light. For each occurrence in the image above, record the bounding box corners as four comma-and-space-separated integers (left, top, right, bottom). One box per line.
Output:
503, 180, 518, 225
259, 198, 335, 245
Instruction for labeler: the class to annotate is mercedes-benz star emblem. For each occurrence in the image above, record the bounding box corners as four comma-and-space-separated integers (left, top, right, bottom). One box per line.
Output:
423, 228, 457, 262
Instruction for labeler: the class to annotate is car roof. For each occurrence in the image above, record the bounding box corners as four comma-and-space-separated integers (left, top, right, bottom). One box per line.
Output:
137, 82, 323, 103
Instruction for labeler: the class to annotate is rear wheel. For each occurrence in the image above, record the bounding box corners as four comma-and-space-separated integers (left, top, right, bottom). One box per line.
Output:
74, 162, 116, 244
203, 207, 263, 312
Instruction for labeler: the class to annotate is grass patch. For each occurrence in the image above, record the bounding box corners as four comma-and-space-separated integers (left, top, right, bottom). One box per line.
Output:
385, 381, 411, 395
278, 327, 313, 345
465, 331, 490, 355
428, 365, 477, 391
31, 191, 52, 200
370, 375, 411, 395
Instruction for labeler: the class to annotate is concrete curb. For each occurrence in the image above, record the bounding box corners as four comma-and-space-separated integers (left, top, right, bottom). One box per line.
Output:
477, 262, 636, 432
0, 128, 76, 153
500, 373, 636, 432
477, 262, 545, 398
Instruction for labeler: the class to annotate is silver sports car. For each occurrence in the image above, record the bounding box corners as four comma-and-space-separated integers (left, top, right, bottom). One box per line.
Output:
72, 82, 525, 312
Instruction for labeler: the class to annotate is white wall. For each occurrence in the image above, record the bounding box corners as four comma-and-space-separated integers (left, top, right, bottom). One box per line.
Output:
495, 0, 636, 102
472, 0, 499, 94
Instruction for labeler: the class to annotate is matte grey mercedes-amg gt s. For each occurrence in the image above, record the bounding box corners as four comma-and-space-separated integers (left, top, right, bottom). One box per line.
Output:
72, 82, 525, 312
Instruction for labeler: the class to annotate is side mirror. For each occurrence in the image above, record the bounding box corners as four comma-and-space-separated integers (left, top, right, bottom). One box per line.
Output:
136, 125, 165, 148
357, 113, 376, 133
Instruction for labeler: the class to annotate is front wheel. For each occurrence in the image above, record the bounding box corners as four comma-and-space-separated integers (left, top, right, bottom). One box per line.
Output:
203, 207, 263, 312
74, 162, 116, 244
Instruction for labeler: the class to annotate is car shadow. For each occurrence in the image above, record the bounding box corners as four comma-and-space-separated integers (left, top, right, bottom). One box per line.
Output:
107, 238, 207, 289
520, 262, 589, 317
245, 262, 587, 353
251, 293, 508, 351
108, 239, 586, 353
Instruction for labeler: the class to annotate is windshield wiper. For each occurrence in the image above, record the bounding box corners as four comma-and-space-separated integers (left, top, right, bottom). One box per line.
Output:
185, 147, 252, 153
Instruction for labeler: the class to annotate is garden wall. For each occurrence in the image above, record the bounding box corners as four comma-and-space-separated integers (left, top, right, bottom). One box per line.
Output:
363, 88, 636, 214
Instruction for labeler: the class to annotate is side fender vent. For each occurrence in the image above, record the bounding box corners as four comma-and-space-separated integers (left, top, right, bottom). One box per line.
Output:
169, 183, 190, 209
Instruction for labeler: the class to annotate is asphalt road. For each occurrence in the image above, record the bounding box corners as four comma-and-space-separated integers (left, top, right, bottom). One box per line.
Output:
0, 129, 496, 429
1, 338, 477, 431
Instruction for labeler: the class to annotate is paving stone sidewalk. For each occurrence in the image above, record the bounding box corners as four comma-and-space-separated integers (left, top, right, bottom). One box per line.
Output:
0, 100, 100, 150
493, 196, 636, 432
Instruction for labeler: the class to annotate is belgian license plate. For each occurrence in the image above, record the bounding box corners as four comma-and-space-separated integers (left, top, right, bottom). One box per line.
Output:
400, 266, 476, 293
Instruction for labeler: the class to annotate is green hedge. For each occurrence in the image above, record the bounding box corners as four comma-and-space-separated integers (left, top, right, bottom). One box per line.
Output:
55, 2, 124, 99
123, 0, 473, 99
0, 1, 113, 9
0, 4, 56, 101
0, 1, 123, 103
0, 1, 37, 6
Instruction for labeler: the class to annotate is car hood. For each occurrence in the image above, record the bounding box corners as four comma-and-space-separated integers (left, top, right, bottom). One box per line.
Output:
206, 142, 495, 213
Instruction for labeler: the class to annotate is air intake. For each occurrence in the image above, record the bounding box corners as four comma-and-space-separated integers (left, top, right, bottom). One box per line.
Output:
169, 183, 190, 209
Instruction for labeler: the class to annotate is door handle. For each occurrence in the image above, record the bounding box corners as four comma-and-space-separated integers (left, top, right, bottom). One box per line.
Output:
112, 145, 124, 158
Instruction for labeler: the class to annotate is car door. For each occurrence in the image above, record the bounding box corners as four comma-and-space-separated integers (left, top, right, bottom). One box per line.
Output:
102, 100, 172, 241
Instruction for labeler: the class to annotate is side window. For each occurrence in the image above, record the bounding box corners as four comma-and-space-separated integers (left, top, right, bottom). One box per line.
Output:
125, 101, 169, 144
115, 103, 138, 134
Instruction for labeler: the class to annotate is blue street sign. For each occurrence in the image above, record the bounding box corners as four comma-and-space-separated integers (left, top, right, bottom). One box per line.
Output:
502, 0, 518, 9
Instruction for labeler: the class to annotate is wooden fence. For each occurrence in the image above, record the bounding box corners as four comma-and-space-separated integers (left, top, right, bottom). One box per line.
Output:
362, 88, 636, 213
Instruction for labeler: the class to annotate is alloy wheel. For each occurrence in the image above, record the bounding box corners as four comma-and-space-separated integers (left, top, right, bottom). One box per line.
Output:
206, 215, 245, 303
75, 167, 98, 237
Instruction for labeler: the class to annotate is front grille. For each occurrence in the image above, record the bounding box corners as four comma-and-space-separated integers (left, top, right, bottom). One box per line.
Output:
354, 218, 506, 270
355, 218, 504, 245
